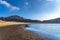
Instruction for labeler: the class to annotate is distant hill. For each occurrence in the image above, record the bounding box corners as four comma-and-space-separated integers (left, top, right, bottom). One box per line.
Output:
42, 18, 60, 23
0, 15, 41, 23
0, 15, 60, 23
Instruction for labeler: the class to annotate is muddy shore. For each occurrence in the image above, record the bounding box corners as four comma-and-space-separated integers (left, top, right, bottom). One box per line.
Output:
0, 24, 51, 40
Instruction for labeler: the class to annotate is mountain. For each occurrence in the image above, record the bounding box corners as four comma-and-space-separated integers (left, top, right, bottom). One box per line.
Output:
0, 15, 41, 23
42, 18, 60, 23
0, 15, 60, 23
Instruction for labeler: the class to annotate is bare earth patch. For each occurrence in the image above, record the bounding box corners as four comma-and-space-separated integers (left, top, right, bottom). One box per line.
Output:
0, 25, 51, 40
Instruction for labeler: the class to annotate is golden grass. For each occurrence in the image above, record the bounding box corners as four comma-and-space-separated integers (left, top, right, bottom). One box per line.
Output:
0, 20, 31, 27
0, 20, 42, 27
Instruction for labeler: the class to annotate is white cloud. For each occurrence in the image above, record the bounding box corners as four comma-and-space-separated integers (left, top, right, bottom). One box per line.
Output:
46, 0, 54, 1
55, 0, 60, 2
37, 0, 60, 20
46, 0, 60, 2
25, 2, 29, 6
10, 6, 20, 11
0, 0, 20, 11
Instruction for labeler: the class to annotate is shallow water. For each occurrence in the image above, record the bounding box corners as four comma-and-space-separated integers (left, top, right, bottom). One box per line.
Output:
25, 24, 60, 40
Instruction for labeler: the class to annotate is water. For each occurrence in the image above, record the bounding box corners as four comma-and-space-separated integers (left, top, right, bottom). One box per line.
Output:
25, 24, 60, 40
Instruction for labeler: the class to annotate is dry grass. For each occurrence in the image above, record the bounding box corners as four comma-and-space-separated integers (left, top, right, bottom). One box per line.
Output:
0, 20, 31, 27
0, 20, 41, 27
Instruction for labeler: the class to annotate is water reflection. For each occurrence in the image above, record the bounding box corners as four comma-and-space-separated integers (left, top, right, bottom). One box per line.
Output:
25, 24, 60, 40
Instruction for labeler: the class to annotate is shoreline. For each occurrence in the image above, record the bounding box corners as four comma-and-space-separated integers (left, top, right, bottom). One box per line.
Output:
0, 24, 52, 40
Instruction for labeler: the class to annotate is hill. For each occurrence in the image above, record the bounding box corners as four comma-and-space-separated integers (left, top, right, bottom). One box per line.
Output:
0, 15, 41, 23
42, 18, 60, 23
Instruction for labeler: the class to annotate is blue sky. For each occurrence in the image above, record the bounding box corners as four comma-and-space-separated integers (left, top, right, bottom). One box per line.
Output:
0, 0, 60, 20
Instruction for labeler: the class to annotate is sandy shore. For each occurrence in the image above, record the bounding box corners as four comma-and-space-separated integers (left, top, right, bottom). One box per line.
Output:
0, 20, 52, 40
0, 24, 52, 40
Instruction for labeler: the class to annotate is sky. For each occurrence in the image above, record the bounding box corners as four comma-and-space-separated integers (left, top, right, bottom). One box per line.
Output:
0, 0, 60, 20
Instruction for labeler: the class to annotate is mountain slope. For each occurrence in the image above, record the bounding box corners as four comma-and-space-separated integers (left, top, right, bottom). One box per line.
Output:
0, 15, 41, 23
43, 18, 60, 23
0, 15, 60, 23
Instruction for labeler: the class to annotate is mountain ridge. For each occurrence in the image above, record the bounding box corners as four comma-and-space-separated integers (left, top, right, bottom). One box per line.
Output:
0, 15, 60, 23
0, 15, 41, 23
42, 18, 60, 23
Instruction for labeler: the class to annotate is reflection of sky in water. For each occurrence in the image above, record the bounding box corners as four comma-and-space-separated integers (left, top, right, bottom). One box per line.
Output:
25, 24, 60, 40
